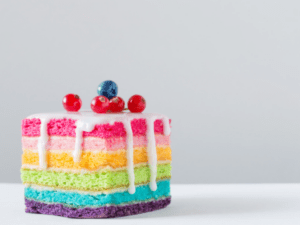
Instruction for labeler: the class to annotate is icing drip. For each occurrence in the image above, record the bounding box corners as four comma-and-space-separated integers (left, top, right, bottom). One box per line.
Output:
145, 115, 170, 191
161, 117, 171, 136
73, 118, 106, 162
37, 117, 50, 169
146, 117, 158, 191
73, 123, 83, 163
123, 119, 136, 194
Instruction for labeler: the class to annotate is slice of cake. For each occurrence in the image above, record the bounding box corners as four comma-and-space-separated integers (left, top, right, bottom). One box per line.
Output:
21, 112, 172, 218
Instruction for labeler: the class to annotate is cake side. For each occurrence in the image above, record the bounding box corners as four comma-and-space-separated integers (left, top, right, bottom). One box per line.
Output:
21, 112, 172, 218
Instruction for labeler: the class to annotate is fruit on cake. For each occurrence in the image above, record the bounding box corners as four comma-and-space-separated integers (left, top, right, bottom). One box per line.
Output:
21, 81, 172, 218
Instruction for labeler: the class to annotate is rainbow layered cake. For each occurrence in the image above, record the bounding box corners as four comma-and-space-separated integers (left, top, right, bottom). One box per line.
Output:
21, 112, 172, 218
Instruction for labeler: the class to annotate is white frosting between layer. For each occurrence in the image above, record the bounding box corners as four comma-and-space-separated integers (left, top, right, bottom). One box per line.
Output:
27, 111, 171, 194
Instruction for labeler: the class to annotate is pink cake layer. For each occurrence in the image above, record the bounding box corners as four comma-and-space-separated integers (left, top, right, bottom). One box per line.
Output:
22, 134, 170, 151
22, 118, 171, 138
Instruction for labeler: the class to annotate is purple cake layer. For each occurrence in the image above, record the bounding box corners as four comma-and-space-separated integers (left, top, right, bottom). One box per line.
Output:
25, 197, 171, 218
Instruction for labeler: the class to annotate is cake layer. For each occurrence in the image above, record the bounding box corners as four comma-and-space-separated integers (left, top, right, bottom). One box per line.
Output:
21, 164, 171, 191
22, 134, 170, 151
25, 197, 171, 218
22, 118, 171, 138
22, 147, 172, 170
25, 180, 170, 207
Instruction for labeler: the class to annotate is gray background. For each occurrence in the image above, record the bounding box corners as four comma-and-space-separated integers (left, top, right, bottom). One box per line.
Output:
0, 0, 299, 184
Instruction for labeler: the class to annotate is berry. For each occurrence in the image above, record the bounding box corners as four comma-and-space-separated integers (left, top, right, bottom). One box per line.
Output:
97, 80, 118, 100
62, 94, 82, 112
91, 96, 110, 113
128, 95, 146, 113
109, 96, 125, 112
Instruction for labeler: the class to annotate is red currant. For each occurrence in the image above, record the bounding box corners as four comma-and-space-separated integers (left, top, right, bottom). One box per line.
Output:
91, 96, 110, 113
62, 94, 82, 112
109, 96, 125, 113
128, 95, 146, 113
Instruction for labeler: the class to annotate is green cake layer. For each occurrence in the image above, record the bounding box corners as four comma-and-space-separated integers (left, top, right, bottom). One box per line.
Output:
21, 164, 171, 191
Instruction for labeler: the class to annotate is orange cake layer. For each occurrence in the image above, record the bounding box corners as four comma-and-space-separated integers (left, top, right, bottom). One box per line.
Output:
22, 147, 172, 171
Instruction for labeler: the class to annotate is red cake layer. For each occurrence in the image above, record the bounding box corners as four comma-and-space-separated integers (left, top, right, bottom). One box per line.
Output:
22, 118, 171, 138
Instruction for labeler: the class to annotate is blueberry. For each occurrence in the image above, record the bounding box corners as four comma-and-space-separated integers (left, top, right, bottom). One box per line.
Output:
97, 80, 118, 100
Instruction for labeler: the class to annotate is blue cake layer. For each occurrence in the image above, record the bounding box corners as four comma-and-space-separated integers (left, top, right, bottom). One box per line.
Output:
25, 180, 170, 208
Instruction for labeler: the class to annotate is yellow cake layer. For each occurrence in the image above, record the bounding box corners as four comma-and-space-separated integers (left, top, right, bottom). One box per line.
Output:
22, 147, 172, 171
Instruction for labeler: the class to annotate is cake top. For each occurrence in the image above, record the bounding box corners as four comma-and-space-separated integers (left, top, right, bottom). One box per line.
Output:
28, 111, 167, 122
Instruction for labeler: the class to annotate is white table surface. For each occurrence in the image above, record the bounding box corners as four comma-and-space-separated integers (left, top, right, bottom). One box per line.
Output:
1, 183, 300, 225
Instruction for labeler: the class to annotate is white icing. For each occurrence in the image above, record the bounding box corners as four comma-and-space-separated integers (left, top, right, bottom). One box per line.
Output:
73, 119, 99, 162
146, 117, 158, 191
28, 111, 171, 193
161, 117, 171, 136
37, 117, 50, 169
123, 119, 136, 194
73, 122, 83, 163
